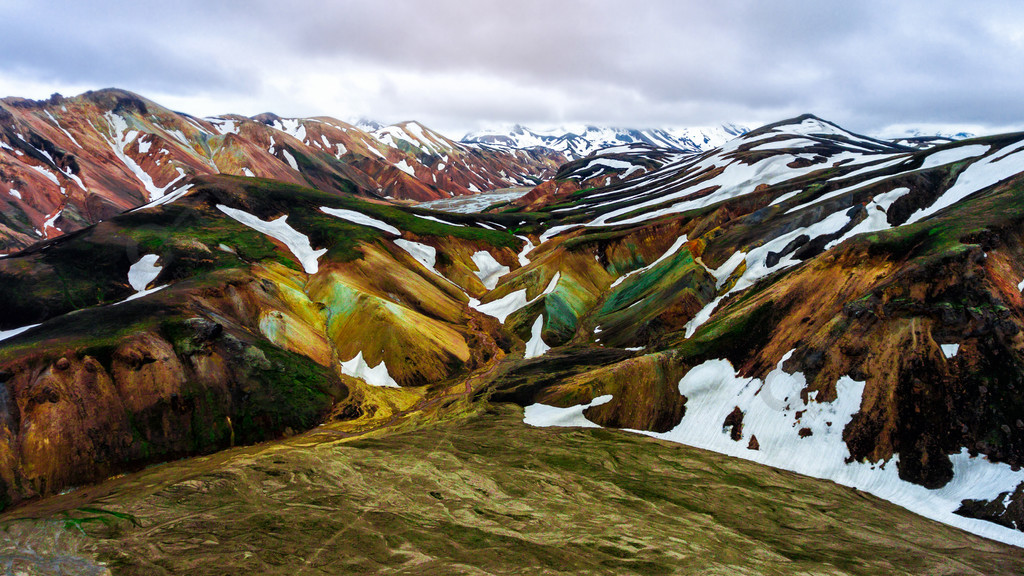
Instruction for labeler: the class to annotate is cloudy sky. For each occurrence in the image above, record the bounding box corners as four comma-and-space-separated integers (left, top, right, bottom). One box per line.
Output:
2, 0, 1023, 137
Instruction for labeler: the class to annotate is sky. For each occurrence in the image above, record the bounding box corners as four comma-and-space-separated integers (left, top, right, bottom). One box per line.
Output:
1, 0, 1023, 138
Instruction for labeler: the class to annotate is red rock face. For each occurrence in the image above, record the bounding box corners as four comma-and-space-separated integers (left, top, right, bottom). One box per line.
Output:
0, 320, 347, 506
0, 89, 565, 253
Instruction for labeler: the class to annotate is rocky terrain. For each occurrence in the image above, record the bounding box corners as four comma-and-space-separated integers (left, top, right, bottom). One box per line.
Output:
2, 97, 1024, 572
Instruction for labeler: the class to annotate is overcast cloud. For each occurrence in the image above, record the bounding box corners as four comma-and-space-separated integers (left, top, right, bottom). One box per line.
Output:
1, 0, 1023, 136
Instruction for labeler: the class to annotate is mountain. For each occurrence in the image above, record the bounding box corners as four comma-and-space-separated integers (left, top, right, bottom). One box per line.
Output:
4, 109, 1024, 571
483, 115, 1024, 541
462, 123, 750, 159
0, 89, 564, 253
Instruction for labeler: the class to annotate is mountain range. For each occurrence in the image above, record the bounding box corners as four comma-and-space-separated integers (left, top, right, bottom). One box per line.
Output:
0, 89, 564, 253
462, 122, 750, 158
1, 90, 1024, 573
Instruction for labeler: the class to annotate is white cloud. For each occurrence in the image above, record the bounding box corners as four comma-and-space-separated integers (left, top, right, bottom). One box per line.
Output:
2, 0, 1024, 136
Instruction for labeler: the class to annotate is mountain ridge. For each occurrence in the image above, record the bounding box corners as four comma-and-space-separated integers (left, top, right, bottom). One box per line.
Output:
0, 88, 564, 253
463, 122, 751, 159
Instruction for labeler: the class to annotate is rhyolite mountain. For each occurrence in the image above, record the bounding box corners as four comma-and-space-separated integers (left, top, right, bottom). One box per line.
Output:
3, 101, 1024, 573
0, 89, 563, 253
463, 122, 751, 159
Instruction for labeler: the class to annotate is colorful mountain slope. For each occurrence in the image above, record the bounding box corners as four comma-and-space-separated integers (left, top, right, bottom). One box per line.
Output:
0, 173, 546, 508
473, 115, 1024, 544
0, 89, 563, 253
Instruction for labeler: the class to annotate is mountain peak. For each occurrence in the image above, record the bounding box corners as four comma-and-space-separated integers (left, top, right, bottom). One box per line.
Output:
79, 88, 153, 115
251, 112, 283, 125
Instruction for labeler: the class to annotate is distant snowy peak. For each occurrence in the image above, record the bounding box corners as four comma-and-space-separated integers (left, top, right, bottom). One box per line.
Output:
353, 117, 385, 132
463, 123, 751, 159
879, 128, 976, 149
899, 128, 976, 141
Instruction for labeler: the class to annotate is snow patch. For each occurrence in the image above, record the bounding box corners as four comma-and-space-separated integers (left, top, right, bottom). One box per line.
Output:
209, 118, 239, 135
523, 394, 612, 428
517, 235, 536, 266
835, 155, 909, 181
732, 210, 851, 294
392, 239, 458, 288
320, 207, 400, 235
117, 285, 169, 304
274, 119, 306, 142
524, 315, 550, 359
469, 290, 529, 324
217, 204, 326, 274
0, 323, 42, 343
586, 149, 835, 227
824, 188, 911, 249
648, 355, 1024, 547
394, 159, 416, 177
394, 239, 437, 271
542, 272, 561, 295
132, 184, 193, 211
471, 251, 510, 289
683, 295, 727, 338
340, 351, 399, 388
414, 214, 464, 227
29, 165, 60, 186
417, 189, 531, 214
281, 149, 300, 171
768, 190, 801, 206
42, 209, 62, 234
127, 254, 162, 292
681, 252, 748, 338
